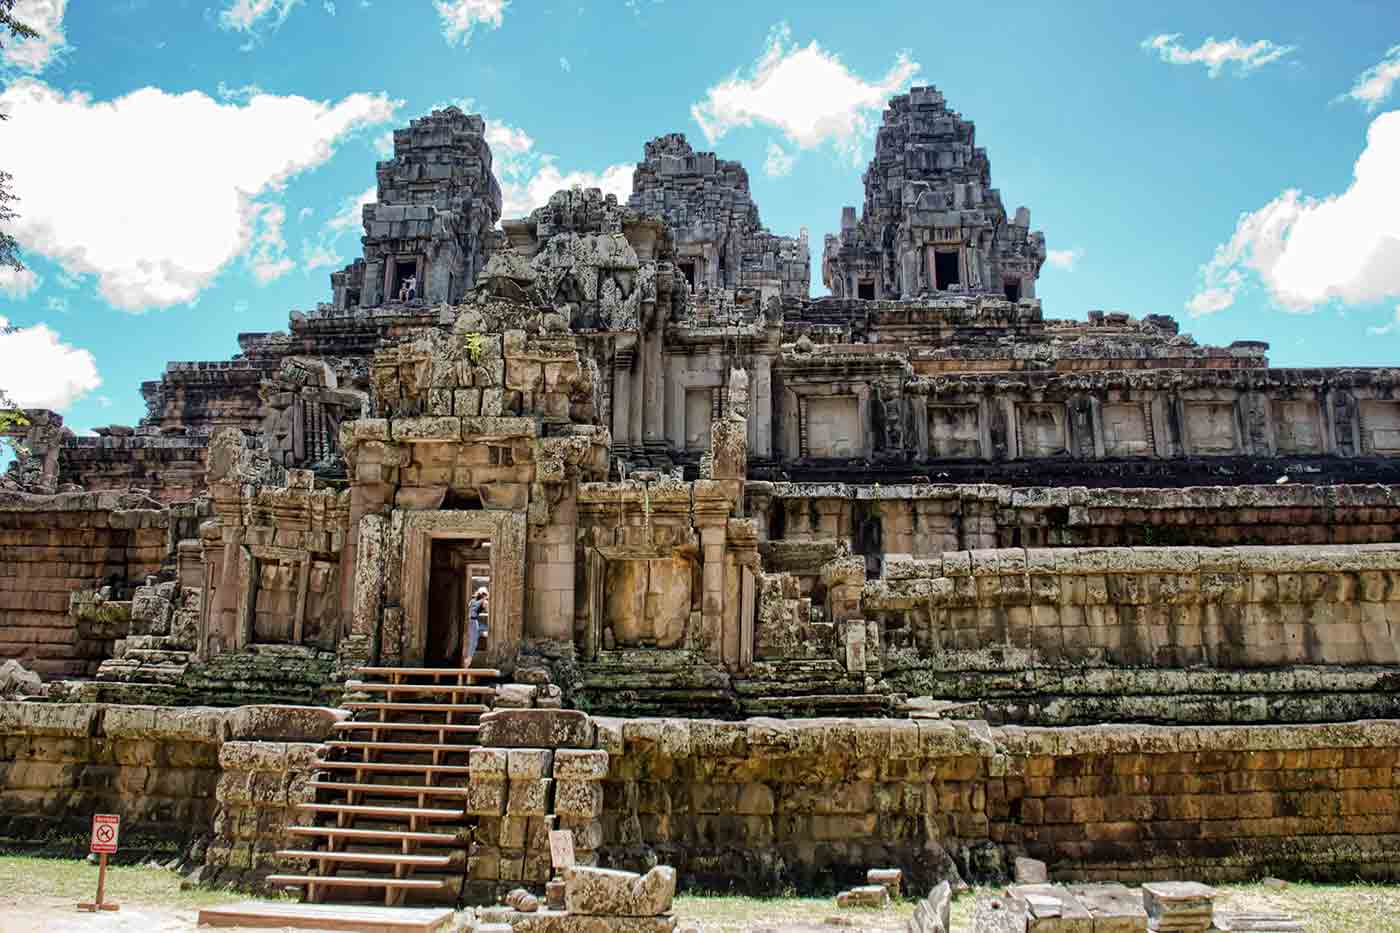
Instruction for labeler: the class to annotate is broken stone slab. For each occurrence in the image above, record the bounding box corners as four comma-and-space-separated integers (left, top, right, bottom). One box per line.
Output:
223, 705, 348, 742
564, 865, 676, 917
835, 885, 890, 909
512, 913, 678, 933
1066, 884, 1147, 933
867, 868, 902, 898
908, 880, 951, 933
507, 887, 542, 913
1009, 884, 1092, 932
1014, 857, 1048, 885
972, 893, 1030, 933
479, 709, 595, 749
1210, 913, 1304, 932
1142, 882, 1215, 932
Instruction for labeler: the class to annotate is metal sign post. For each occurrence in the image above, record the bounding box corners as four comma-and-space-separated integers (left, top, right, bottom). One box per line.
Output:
78, 814, 121, 912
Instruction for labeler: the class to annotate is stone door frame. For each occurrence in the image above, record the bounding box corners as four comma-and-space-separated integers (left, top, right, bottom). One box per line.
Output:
400, 509, 526, 668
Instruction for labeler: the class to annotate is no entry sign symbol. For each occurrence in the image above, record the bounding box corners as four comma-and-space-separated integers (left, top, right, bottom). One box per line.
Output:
90, 814, 119, 854
79, 814, 121, 912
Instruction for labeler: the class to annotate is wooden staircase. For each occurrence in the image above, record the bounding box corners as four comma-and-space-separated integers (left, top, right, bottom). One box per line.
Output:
268, 666, 501, 906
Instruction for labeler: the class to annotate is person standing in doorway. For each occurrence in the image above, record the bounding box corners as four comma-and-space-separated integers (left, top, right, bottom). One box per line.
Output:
466, 587, 488, 666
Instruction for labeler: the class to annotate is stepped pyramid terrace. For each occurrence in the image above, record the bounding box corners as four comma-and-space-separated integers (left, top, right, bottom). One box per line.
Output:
3, 90, 1400, 907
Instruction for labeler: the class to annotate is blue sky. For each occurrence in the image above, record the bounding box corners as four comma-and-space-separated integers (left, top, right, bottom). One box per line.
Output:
1, 0, 1399, 438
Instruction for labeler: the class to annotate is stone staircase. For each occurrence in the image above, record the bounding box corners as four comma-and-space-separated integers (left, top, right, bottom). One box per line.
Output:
267, 665, 501, 906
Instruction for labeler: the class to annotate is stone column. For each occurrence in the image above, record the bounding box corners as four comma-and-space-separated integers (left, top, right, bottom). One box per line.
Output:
752, 354, 773, 459
612, 339, 635, 457
642, 326, 665, 453
697, 520, 727, 665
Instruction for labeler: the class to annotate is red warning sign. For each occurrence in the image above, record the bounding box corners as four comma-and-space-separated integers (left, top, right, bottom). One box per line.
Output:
90, 814, 120, 854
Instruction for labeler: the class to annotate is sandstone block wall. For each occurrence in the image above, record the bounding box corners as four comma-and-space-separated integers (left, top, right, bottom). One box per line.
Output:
0, 703, 222, 846
0, 492, 170, 677
594, 717, 1400, 893
867, 544, 1400, 669
205, 738, 321, 880
753, 483, 1400, 563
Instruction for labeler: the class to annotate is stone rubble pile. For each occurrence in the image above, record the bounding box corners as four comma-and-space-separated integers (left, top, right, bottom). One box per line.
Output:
472, 864, 678, 933
968, 881, 1218, 932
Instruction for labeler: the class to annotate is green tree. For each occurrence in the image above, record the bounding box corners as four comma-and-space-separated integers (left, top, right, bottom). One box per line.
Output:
0, 0, 37, 273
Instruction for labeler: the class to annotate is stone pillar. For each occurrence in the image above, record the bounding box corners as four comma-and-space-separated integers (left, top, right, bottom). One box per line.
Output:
612, 340, 635, 457
698, 521, 727, 665
525, 492, 576, 642
752, 354, 773, 459
642, 327, 665, 453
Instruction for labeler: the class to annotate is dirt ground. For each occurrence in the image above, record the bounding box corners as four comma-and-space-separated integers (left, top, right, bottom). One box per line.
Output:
2, 856, 1400, 932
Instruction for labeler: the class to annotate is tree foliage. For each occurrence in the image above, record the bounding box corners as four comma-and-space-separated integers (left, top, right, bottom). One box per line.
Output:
0, 0, 36, 273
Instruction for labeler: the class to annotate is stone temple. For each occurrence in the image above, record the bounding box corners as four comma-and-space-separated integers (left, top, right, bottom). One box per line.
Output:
3, 89, 1400, 908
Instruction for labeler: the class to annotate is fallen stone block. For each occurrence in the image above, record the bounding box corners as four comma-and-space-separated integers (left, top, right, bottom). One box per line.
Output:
908, 880, 951, 933
867, 867, 902, 898
835, 885, 890, 909
1210, 913, 1303, 932
1014, 857, 1048, 885
1067, 884, 1147, 933
972, 893, 1030, 933
564, 865, 676, 917
1010, 884, 1091, 932
1141, 882, 1215, 933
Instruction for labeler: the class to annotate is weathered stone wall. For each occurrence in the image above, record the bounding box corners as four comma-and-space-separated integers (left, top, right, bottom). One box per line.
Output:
0, 702, 341, 869
0, 492, 170, 677
0, 703, 223, 846
753, 483, 1400, 559
594, 717, 1400, 893
867, 544, 1400, 669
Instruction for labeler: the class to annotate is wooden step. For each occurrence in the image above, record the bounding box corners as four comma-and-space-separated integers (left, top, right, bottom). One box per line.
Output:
288, 826, 460, 845
316, 760, 472, 775
347, 682, 497, 696
334, 721, 481, 734
299, 802, 465, 820
276, 850, 453, 868
198, 901, 455, 932
342, 702, 490, 714
326, 740, 474, 754
355, 667, 501, 679
266, 874, 448, 891
309, 781, 469, 797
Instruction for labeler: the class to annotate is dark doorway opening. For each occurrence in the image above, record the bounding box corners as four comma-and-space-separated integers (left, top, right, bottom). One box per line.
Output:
1003, 279, 1021, 302
857, 280, 876, 300
392, 258, 419, 301
345, 288, 361, 309
426, 538, 490, 667
934, 251, 960, 290
678, 261, 696, 289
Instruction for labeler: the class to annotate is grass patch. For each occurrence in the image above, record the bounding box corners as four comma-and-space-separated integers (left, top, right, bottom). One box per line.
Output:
0, 855, 247, 909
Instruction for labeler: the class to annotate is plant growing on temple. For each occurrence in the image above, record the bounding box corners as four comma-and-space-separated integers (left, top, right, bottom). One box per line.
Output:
464, 331, 486, 364
0, 1, 37, 273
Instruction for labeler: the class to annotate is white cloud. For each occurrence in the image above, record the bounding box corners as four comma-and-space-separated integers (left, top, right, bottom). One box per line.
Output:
1339, 45, 1400, 111
499, 160, 633, 219
324, 0, 337, 13
477, 114, 629, 219
1366, 306, 1400, 336
46, 295, 67, 313
435, 0, 508, 47
0, 266, 41, 299
249, 203, 294, 282
1046, 248, 1083, 271
1140, 33, 1296, 78
1188, 110, 1400, 316
559, 56, 571, 73
0, 315, 100, 409
691, 22, 919, 165
764, 141, 795, 177
297, 206, 314, 222
301, 184, 375, 273
0, 78, 400, 311
373, 130, 395, 157
219, 0, 302, 34
96, 394, 113, 408
216, 81, 263, 102
0, 0, 69, 74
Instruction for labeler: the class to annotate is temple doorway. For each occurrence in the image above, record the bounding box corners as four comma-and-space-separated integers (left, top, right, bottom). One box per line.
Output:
425, 538, 490, 667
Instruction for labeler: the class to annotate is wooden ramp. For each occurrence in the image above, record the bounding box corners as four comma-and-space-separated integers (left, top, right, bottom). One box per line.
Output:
197, 900, 455, 932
